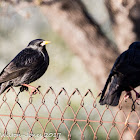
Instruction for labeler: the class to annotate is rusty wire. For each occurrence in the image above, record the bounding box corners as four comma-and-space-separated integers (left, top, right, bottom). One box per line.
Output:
0, 87, 139, 140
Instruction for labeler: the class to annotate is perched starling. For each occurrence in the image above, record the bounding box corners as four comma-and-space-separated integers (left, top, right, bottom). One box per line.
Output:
0, 39, 50, 95
99, 42, 140, 106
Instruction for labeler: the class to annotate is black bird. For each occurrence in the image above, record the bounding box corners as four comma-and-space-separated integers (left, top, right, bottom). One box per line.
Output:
99, 42, 140, 106
0, 39, 50, 95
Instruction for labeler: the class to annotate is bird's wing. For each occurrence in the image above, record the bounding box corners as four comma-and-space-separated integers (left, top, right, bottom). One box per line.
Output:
0, 48, 42, 83
0, 62, 27, 83
100, 49, 139, 102
112, 49, 140, 75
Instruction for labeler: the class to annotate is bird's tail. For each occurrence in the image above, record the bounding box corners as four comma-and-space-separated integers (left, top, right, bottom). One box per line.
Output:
99, 73, 113, 103
0, 82, 12, 94
99, 89, 122, 106
0, 83, 3, 94
99, 75, 122, 106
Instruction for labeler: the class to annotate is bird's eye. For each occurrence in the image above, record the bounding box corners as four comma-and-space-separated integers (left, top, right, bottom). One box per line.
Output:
38, 42, 42, 47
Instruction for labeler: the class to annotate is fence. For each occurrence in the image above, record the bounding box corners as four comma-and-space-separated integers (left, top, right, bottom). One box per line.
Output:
0, 87, 139, 140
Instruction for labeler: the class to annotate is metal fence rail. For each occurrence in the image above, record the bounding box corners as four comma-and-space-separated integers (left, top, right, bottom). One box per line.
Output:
0, 87, 139, 140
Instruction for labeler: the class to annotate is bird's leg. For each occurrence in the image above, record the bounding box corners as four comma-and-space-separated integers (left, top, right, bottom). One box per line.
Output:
129, 86, 140, 104
129, 86, 140, 98
22, 84, 40, 95
124, 91, 132, 102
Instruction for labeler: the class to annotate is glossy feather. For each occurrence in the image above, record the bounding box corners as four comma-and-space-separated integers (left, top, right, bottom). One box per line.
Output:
0, 39, 49, 94
99, 42, 140, 106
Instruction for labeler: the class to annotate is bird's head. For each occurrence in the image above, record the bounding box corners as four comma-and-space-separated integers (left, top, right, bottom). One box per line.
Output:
27, 39, 51, 50
129, 42, 140, 50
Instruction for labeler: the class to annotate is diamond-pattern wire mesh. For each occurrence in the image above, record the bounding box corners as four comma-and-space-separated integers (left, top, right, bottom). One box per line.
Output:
0, 87, 139, 140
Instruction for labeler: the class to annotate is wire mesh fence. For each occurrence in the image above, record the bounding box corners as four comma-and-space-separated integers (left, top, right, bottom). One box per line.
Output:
0, 86, 139, 140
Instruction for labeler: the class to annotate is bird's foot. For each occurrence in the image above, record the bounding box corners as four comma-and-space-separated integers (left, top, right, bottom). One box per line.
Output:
20, 85, 29, 92
30, 86, 41, 95
22, 84, 41, 96
124, 91, 132, 102
129, 86, 140, 98
129, 86, 140, 105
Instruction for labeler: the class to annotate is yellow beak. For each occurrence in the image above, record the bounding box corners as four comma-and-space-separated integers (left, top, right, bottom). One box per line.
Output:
41, 41, 51, 46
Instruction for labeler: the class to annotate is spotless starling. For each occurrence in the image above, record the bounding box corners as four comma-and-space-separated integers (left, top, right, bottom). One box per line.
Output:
0, 39, 50, 95
99, 42, 140, 106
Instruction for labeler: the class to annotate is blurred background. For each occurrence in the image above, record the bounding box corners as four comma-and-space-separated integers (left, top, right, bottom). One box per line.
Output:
0, 0, 140, 139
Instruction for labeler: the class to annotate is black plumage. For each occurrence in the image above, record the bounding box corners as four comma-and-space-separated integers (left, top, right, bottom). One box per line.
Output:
0, 39, 50, 94
99, 42, 140, 106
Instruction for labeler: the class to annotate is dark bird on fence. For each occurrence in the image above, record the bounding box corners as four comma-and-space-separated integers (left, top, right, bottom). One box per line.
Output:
0, 39, 50, 95
99, 42, 140, 106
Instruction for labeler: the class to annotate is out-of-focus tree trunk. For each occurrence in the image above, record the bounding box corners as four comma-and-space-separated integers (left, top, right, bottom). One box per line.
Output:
39, 0, 119, 88
129, 0, 140, 40
106, 0, 136, 52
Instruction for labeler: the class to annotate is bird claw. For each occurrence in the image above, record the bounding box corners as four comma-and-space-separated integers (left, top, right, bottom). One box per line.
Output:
124, 91, 132, 102
21, 84, 41, 96
20, 86, 29, 92
31, 90, 38, 95
124, 95, 129, 102
30, 86, 41, 96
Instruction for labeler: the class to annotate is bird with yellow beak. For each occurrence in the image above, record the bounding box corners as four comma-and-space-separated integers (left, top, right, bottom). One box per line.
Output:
0, 39, 50, 95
